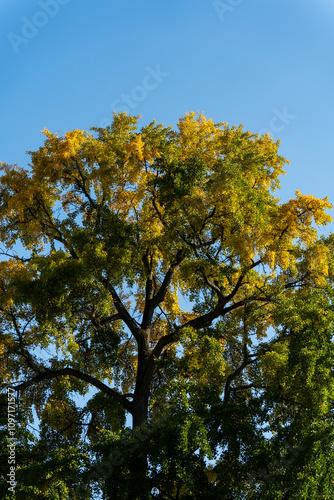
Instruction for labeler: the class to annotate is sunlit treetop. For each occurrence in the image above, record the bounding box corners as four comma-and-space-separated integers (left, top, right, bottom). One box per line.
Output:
0, 112, 332, 432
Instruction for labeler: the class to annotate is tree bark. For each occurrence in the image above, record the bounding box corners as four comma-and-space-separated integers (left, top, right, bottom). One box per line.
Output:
131, 330, 156, 426
132, 392, 150, 428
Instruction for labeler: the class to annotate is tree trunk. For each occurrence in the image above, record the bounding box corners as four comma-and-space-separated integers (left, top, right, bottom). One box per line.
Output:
132, 332, 155, 428
132, 393, 150, 428
126, 335, 155, 496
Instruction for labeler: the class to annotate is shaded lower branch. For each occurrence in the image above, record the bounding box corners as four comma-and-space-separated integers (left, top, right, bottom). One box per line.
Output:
11, 367, 133, 413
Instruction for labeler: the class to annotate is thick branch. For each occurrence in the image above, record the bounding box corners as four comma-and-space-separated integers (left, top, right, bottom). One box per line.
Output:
221, 296, 273, 315
151, 249, 184, 307
151, 292, 272, 359
141, 248, 184, 329
142, 249, 154, 305
102, 280, 140, 340
11, 367, 133, 413
152, 295, 227, 358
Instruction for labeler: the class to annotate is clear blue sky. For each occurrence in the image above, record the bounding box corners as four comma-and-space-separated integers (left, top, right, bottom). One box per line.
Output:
1, 0, 334, 231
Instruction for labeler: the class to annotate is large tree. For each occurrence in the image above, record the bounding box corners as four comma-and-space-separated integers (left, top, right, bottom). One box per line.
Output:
1, 112, 334, 498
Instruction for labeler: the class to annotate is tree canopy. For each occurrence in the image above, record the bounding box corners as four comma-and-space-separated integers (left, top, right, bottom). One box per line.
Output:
1, 112, 334, 499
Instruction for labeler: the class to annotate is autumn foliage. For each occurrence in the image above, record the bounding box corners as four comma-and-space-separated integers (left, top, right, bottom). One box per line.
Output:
1, 113, 334, 499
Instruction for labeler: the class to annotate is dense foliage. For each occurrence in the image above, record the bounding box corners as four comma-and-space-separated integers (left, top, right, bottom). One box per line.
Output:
1, 112, 334, 498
